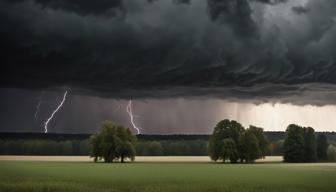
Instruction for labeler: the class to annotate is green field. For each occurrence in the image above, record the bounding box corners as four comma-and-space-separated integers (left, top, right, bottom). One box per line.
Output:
1, 160, 336, 192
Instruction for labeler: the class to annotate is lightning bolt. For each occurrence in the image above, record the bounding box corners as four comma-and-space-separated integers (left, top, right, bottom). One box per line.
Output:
126, 100, 141, 134
44, 91, 68, 133
34, 92, 44, 120
34, 99, 42, 120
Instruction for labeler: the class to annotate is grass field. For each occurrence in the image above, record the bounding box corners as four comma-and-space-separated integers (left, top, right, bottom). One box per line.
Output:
1, 157, 336, 192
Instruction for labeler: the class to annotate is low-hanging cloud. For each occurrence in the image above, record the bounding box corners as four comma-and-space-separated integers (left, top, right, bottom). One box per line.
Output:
0, 0, 336, 104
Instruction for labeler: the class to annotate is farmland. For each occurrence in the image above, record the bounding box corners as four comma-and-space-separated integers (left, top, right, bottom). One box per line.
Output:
1, 156, 336, 192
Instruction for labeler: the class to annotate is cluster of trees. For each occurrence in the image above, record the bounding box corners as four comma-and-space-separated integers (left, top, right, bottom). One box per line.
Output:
283, 124, 335, 162
136, 140, 207, 156
208, 119, 268, 163
89, 121, 136, 163
0, 139, 88, 155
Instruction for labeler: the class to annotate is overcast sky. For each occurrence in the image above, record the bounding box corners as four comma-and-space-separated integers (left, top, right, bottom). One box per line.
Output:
1, 0, 336, 134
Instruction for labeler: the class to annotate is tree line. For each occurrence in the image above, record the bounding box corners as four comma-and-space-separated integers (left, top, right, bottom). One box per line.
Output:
208, 120, 336, 163
0, 138, 208, 156
0, 139, 89, 155
283, 124, 335, 162
3, 132, 335, 143
1, 121, 336, 162
136, 140, 207, 156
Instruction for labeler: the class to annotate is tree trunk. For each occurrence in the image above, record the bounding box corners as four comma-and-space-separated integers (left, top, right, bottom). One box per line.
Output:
121, 155, 124, 163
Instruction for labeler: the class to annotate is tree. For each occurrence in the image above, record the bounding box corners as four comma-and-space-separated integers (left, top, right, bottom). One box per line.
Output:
89, 121, 136, 163
115, 127, 136, 163
209, 119, 268, 163
239, 130, 261, 163
327, 145, 336, 162
248, 125, 268, 158
303, 127, 317, 162
219, 138, 238, 163
209, 119, 244, 161
283, 124, 304, 163
317, 134, 328, 161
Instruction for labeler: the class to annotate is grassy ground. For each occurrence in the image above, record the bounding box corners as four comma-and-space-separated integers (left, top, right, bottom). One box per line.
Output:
1, 158, 336, 192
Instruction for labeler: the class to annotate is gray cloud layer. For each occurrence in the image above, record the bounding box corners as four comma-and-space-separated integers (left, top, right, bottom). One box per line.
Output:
1, 0, 336, 103
2, 87, 336, 134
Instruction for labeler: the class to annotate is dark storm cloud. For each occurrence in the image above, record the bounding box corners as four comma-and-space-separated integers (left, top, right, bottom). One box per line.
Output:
3, 0, 125, 16
291, 5, 309, 15
68, 83, 336, 106
1, 0, 336, 103
35, 0, 124, 16
207, 0, 259, 38
172, 0, 191, 5
255, 0, 288, 4
206, 0, 287, 37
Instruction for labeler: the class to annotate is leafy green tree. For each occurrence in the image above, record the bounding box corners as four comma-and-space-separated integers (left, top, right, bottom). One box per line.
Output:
239, 130, 260, 163
327, 145, 336, 162
303, 127, 317, 162
115, 127, 136, 163
89, 121, 136, 163
101, 123, 118, 163
219, 138, 238, 163
283, 124, 304, 163
209, 119, 244, 161
249, 125, 268, 158
317, 134, 328, 161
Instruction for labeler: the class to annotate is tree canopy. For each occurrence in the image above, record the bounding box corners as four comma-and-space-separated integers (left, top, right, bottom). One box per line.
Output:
219, 138, 238, 163
284, 124, 306, 163
89, 121, 136, 163
208, 119, 268, 163
239, 129, 261, 163
303, 127, 317, 162
283, 124, 329, 163
248, 125, 269, 158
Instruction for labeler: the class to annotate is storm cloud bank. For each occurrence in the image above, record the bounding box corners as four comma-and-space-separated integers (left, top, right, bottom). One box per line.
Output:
1, 0, 336, 102
2, 88, 336, 134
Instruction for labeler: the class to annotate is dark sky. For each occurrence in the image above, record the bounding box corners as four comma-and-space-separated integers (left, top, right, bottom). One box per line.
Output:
1, 0, 336, 134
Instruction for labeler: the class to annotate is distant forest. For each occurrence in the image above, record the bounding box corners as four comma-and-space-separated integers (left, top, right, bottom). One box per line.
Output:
0, 132, 335, 156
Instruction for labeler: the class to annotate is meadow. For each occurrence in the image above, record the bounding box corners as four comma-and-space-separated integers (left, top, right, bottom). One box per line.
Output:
1, 156, 336, 192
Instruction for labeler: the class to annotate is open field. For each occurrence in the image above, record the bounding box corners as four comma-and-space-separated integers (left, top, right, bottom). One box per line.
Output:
1, 156, 336, 192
